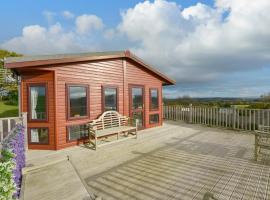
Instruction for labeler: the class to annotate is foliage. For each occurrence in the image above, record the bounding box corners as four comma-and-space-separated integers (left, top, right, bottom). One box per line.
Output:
0, 150, 16, 200
0, 49, 22, 99
5, 90, 18, 106
1, 124, 25, 199
0, 101, 18, 118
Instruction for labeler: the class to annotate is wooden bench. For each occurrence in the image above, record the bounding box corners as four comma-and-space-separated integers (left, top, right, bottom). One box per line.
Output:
88, 111, 138, 150
254, 125, 270, 161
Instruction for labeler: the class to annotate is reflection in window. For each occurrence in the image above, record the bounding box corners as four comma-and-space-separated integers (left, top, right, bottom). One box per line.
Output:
150, 114, 159, 124
150, 89, 159, 110
132, 87, 143, 109
103, 87, 117, 111
30, 85, 47, 120
30, 128, 49, 144
68, 86, 88, 118
132, 111, 143, 128
67, 124, 88, 141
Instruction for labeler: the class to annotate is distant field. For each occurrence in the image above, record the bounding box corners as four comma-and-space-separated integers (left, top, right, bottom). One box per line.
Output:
0, 101, 18, 118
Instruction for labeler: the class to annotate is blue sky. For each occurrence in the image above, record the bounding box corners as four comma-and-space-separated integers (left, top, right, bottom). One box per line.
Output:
1, 0, 270, 98
0, 0, 213, 41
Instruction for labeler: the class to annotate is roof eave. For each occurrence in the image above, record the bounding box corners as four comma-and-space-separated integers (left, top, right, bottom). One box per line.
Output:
4, 54, 125, 69
4, 50, 176, 85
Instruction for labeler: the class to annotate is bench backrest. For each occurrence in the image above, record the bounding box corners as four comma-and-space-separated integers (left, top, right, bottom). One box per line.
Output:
89, 111, 129, 130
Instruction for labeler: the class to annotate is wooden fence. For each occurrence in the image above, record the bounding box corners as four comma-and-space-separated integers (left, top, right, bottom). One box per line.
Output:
163, 105, 270, 132
0, 113, 27, 150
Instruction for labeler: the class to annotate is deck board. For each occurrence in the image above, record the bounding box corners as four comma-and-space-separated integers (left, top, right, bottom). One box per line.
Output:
25, 121, 270, 200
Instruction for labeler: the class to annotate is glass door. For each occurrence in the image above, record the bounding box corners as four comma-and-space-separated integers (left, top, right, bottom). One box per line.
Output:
129, 85, 145, 129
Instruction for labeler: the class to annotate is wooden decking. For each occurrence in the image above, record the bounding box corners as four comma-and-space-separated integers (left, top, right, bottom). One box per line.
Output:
24, 121, 270, 200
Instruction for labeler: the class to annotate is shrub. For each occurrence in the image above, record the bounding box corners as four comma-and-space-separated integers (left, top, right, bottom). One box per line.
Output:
5, 90, 18, 106
1, 124, 25, 199
0, 150, 16, 200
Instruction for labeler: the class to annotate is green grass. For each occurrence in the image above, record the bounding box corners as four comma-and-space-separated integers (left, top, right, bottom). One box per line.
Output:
0, 101, 18, 118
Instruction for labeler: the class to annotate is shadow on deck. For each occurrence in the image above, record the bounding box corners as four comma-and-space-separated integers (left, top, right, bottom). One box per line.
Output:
24, 121, 270, 200
83, 121, 270, 200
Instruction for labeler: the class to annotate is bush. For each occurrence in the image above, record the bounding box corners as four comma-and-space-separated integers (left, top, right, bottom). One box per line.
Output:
5, 90, 18, 106
1, 124, 25, 199
0, 150, 16, 200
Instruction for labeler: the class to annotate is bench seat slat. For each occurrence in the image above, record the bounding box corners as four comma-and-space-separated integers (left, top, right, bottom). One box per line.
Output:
96, 126, 136, 137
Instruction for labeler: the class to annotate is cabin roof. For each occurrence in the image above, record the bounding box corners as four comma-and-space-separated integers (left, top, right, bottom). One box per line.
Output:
4, 50, 175, 85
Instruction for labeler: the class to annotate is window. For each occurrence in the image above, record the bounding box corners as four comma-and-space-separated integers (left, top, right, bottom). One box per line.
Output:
29, 84, 47, 121
150, 114, 159, 124
150, 88, 159, 110
103, 86, 118, 111
67, 124, 88, 141
67, 85, 89, 119
132, 87, 143, 109
29, 128, 49, 144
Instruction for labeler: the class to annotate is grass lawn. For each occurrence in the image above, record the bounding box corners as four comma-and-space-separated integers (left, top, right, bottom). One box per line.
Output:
0, 101, 18, 118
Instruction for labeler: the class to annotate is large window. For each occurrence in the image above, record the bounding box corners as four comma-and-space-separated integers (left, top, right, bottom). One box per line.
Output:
29, 128, 49, 144
150, 88, 159, 110
132, 87, 143, 109
103, 86, 118, 111
67, 85, 89, 119
29, 84, 47, 121
67, 124, 88, 141
149, 114, 159, 124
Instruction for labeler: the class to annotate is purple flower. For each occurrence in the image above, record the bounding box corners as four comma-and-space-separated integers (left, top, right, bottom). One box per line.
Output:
2, 124, 26, 198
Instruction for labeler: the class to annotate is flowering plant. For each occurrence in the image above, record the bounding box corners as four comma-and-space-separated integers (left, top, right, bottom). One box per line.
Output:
0, 150, 16, 200
1, 124, 25, 199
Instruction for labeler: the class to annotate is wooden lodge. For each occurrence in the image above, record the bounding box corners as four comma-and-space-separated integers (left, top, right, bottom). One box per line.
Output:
4, 50, 175, 150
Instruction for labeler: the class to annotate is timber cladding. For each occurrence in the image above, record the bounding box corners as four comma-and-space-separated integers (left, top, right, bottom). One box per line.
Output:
9, 52, 174, 150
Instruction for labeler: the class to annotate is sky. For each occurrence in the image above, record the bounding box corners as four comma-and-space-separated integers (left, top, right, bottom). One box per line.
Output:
1, 0, 270, 98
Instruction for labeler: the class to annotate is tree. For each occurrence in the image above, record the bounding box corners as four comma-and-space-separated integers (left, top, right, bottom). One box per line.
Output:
0, 49, 22, 100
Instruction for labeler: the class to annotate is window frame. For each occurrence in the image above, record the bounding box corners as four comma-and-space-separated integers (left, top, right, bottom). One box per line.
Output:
102, 85, 119, 112
27, 83, 48, 122
149, 88, 159, 111
66, 123, 89, 142
66, 84, 90, 121
28, 127, 49, 145
149, 114, 160, 124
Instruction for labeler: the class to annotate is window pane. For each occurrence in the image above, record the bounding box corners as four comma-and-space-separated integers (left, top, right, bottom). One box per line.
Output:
132, 88, 143, 109
30, 86, 46, 120
104, 88, 117, 111
150, 114, 159, 124
30, 128, 48, 144
68, 124, 88, 141
69, 86, 87, 118
150, 89, 158, 110
132, 111, 143, 128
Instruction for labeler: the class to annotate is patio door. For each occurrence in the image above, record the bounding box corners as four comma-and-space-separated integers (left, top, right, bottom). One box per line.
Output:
129, 85, 145, 129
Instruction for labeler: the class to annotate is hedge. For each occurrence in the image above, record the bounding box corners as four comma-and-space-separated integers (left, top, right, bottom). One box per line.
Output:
0, 124, 25, 199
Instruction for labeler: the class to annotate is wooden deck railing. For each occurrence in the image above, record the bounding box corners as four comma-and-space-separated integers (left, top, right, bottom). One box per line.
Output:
0, 113, 27, 149
163, 105, 270, 132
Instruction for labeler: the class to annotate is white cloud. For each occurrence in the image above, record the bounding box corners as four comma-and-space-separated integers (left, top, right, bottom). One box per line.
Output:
1, 23, 85, 54
62, 10, 75, 19
2, 0, 270, 97
75, 14, 104, 34
118, 0, 270, 86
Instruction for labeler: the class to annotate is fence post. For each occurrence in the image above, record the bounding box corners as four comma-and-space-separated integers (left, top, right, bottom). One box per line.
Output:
232, 108, 236, 130
21, 112, 28, 150
189, 104, 193, 123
